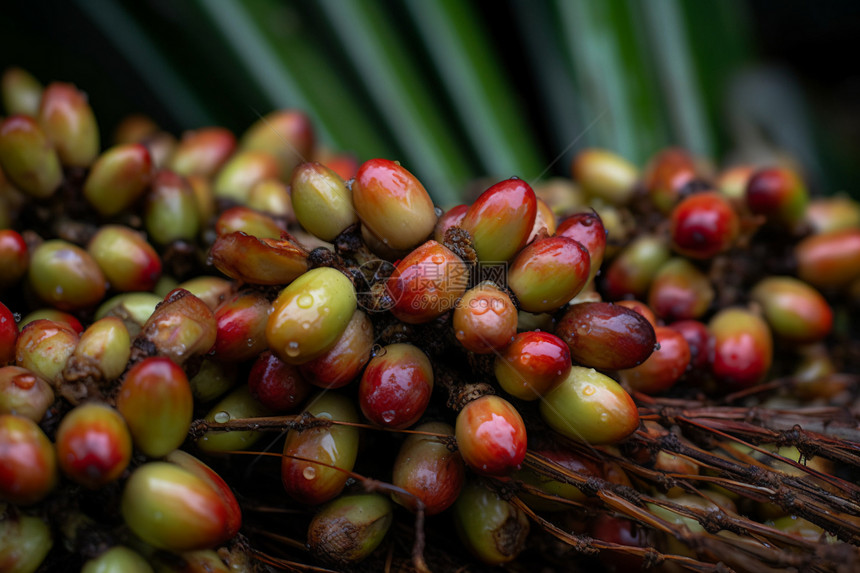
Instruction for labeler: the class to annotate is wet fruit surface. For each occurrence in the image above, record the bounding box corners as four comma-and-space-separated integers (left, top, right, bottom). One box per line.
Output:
455, 395, 527, 475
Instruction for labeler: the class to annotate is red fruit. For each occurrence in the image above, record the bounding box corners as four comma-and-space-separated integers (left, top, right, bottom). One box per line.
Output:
248, 351, 313, 412
668, 319, 712, 372
494, 331, 571, 401
555, 302, 657, 370
0, 229, 28, 289
300, 310, 373, 389
116, 357, 193, 458
0, 414, 57, 505
0, 302, 16, 364
169, 126, 236, 178
794, 228, 860, 290
555, 211, 607, 284
358, 344, 433, 429
603, 235, 670, 300
387, 240, 469, 324
461, 177, 537, 262
507, 236, 590, 313
351, 158, 437, 251
212, 290, 271, 363
647, 257, 714, 321
590, 514, 649, 571
433, 204, 468, 244
709, 308, 772, 390
391, 421, 465, 515
614, 300, 658, 327
87, 225, 162, 293
670, 192, 739, 259
453, 283, 518, 354
745, 166, 808, 228
455, 395, 527, 476
644, 147, 698, 213
55, 403, 132, 488
618, 326, 691, 394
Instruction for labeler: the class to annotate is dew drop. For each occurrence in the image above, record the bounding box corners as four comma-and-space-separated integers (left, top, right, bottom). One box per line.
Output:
575, 322, 592, 336
54, 286, 64, 295
455, 330, 465, 340
301, 321, 311, 330
285, 341, 301, 357
381, 410, 396, 423
434, 206, 444, 217
320, 306, 331, 315
297, 294, 314, 308
600, 412, 609, 422
246, 338, 254, 347
213, 411, 230, 423
302, 466, 316, 480
582, 385, 596, 396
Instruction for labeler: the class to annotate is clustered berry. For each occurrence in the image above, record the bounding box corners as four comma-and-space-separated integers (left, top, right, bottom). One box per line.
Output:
1, 66, 859, 573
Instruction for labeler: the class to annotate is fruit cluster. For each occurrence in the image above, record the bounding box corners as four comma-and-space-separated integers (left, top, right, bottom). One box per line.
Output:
1, 66, 859, 573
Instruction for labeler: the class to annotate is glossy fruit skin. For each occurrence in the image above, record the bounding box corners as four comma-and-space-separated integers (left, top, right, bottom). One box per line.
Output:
248, 177, 293, 218
214, 206, 285, 240
494, 331, 571, 401
539, 366, 640, 444
175, 277, 231, 312
352, 158, 437, 251
1, 66, 43, 116
213, 150, 280, 204
668, 319, 712, 372
196, 385, 271, 453
618, 326, 691, 394
307, 493, 393, 567
452, 480, 529, 565
83, 143, 153, 216
455, 395, 527, 476
433, 204, 468, 244
670, 191, 739, 259
290, 162, 358, 241
208, 232, 309, 286
804, 195, 860, 234
28, 240, 107, 311
508, 236, 590, 313
168, 126, 236, 178
461, 177, 537, 262
359, 343, 433, 429
603, 234, 671, 300
453, 283, 518, 354
708, 307, 773, 389
555, 302, 657, 370
248, 351, 313, 412
55, 403, 132, 488
0, 230, 28, 289
555, 211, 607, 284
63, 316, 131, 383
15, 319, 79, 384
387, 240, 469, 324
212, 290, 271, 363
644, 147, 698, 213
0, 302, 16, 364
189, 358, 236, 403
0, 115, 62, 198
117, 357, 193, 458
121, 461, 239, 551
0, 366, 54, 421
0, 512, 53, 573
266, 267, 357, 365
391, 421, 464, 515
750, 276, 833, 343
794, 228, 860, 290
145, 170, 200, 245
94, 292, 161, 337
138, 289, 217, 365
0, 414, 57, 504
614, 299, 658, 326
18, 308, 83, 333
38, 82, 99, 167
88, 225, 162, 293
745, 166, 808, 228
299, 309, 373, 389
281, 392, 360, 505
571, 148, 638, 205
648, 257, 714, 321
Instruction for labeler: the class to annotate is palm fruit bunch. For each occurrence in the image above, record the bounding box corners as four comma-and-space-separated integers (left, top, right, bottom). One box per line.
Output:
1, 65, 859, 573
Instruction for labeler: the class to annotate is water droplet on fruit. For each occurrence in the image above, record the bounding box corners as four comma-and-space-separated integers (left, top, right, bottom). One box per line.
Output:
381, 410, 396, 423
600, 412, 609, 422
576, 323, 591, 336
213, 411, 230, 423
582, 385, 595, 396
320, 306, 331, 315
301, 321, 311, 330
456, 330, 465, 340
286, 341, 301, 357
434, 207, 444, 217
303, 466, 316, 480
297, 294, 314, 308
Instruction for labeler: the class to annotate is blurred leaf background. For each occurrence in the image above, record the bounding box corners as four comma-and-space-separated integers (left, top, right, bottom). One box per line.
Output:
2, 0, 858, 204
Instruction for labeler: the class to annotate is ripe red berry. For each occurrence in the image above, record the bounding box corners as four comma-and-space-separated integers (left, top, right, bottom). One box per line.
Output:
453, 283, 518, 354
0, 413, 57, 505
387, 240, 468, 324
249, 351, 313, 412
461, 177, 537, 262
0, 302, 17, 365
555, 210, 607, 284
618, 326, 691, 394
55, 403, 132, 488
507, 236, 590, 313
670, 191, 739, 259
494, 331, 571, 401
745, 166, 808, 228
300, 310, 373, 389
709, 307, 773, 390
358, 343, 433, 429
455, 395, 527, 476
